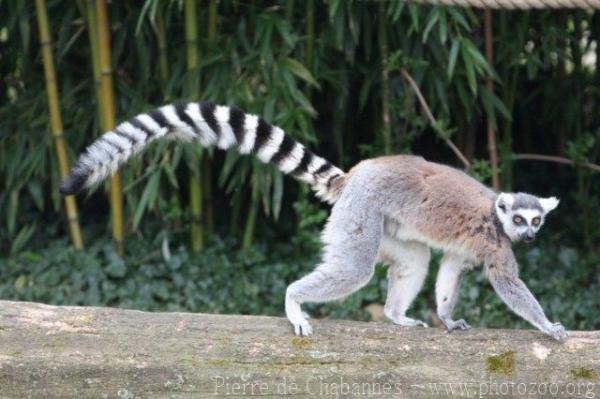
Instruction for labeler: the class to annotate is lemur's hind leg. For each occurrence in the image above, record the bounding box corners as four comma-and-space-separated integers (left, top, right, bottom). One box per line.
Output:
380, 236, 430, 327
436, 253, 474, 331
285, 200, 383, 336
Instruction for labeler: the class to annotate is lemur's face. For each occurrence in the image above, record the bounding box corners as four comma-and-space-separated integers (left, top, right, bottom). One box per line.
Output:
494, 192, 559, 243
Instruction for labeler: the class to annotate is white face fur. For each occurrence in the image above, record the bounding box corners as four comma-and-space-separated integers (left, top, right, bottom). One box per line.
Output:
494, 193, 559, 243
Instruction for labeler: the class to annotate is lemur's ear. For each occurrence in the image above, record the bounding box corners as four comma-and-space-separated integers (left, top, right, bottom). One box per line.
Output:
495, 193, 514, 214
540, 197, 559, 215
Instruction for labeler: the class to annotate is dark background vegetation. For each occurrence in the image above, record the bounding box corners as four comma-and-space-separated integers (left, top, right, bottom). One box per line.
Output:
1, 1, 599, 331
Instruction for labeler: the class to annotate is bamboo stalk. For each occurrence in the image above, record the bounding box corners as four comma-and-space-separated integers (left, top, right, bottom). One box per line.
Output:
305, 0, 314, 98
35, 0, 84, 250
285, 0, 295, 23
189, 175, 203, 250
242, 181, 259, 252
294, 0, 315, 202
96, 0, 124, 255
208, 0, 217, 41
497, 11, 525, 191
332, 75, 347, 165
203, 0, 218, 236
154, 7, 184, 230
484, 9, 500, 190
229, 189, 242, 236
555, 11, 568, 157
85, 0, 104, 126
202, 157, 214, 235
155, 12, 169, 85
596, 12, 600, 86
377, 1, 392, 154
185, 0, 204, 252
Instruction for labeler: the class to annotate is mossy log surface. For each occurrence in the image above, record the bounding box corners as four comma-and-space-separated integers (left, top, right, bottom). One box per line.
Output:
0, 300, 598, 398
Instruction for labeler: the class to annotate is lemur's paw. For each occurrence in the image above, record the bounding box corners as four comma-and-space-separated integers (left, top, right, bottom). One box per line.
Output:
443, 318, 471, 332
413, 319, 429, 328
391, 316, 428, 328
546, 322, 568, 341
292, 319, 313, 336
285, 294, 312, 336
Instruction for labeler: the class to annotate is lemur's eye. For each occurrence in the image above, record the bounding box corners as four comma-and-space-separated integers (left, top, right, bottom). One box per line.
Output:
532, 217, 541, 226
513, 216, 523, 225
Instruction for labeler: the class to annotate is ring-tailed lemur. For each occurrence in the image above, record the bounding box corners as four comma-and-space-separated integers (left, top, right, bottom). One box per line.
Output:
60, 101, 567, 341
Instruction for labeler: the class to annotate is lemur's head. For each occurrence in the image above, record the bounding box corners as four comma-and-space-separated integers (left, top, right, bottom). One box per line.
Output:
494, 192, 559, 243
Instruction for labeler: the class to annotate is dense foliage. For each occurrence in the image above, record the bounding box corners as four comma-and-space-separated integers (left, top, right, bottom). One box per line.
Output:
1, 1, 598, 330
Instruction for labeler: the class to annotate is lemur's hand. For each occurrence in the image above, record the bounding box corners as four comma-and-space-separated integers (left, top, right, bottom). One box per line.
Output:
544, 322, 568, 341
442, 318, 471, 332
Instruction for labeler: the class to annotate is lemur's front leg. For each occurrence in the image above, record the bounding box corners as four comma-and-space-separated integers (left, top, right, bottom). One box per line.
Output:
435, 253, 472, 331
485, 249, 568, 341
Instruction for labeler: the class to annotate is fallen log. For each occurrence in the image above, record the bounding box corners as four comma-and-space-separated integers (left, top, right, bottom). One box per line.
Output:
0, 300, 598, 398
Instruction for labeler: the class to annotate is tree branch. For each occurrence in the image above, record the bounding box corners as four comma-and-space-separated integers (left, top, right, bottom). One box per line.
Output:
400, 68, 471, 169
0, 300, 598, 398
513, 153, 600, 172
400, 69, 600, 175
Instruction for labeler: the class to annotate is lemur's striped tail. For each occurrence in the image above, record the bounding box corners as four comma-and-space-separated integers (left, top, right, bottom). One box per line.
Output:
60, 101, 346, 204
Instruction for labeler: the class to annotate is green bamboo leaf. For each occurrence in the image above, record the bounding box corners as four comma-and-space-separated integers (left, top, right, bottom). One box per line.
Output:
526, 55, 541, 79
288, 87, 317, 116
390, 2, 404, 23
259, 18, 274, 59
219, 151, 241, 187
271, 171, 283, 221
408, 4, 420, 32
438, 9, 448, 44
260, 170, 271, 216
328, 0, 342, 21
448, 8, 471, 31
264, 97, 276, 121
482, 86, 512, 122
465, 40, 497, 80
359, 72, 377, 111
7, 190, 19, 236
10, 223, 37, 255
362, 13, 373, 60
282, 57, 321, 89
455, 81, 473, 120
27, 181, 44, 211
434, 78, 449, 113
422, 9, 439, 44
135, 0, 155, 35
133, 173, 160, 228
274, 18, 296, 48
447, 38, 459, 79
460, 39, 477, 94
480, 86, 497, 129
164, 147, 182, 187
18, 12, 31, 52
348, 4, 359, 45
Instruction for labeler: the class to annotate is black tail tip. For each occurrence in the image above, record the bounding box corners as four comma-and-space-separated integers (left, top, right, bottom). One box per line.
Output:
59, 172, 88, 195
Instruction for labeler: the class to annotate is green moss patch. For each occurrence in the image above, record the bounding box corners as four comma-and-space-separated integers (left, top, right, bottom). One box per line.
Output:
487, 351, 515, 375
570, 368, 598, 380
